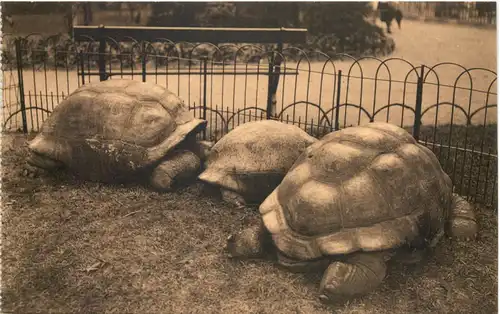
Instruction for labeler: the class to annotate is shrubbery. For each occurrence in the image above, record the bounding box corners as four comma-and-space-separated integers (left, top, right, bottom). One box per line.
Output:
2, 2, 396, 68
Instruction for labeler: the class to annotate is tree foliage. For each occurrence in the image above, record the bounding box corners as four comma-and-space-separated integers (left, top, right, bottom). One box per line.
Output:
2, 2, 72, 15
146, 2, 392, 57
2, 2, 394, 57
146, 3, 207, 27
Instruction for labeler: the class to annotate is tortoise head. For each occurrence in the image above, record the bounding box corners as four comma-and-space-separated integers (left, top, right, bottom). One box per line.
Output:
26, 135, 65, 171
177, 134, 214, 163
196, 140, 214, 161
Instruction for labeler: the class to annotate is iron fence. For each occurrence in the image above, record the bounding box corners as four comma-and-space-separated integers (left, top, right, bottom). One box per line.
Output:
1, 32, 497, 209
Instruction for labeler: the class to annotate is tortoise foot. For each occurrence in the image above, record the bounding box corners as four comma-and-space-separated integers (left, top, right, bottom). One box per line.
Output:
226, 221, 271, 259
448, 218, 478, 241
447, 194, 478, 240
319, 252, 387, 303
21, 162, 40, 179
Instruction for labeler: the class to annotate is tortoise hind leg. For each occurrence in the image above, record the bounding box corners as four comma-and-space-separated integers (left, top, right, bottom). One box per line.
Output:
150, 150, 201, 191
446, 193, 478, 240
319, 251, 389, 303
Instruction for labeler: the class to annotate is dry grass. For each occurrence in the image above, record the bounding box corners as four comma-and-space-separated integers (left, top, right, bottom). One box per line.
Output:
418, 124, 498, 208
1, 131, 498, 314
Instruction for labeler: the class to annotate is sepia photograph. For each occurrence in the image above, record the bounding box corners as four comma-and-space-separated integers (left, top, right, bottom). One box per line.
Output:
1, 1, 497, 313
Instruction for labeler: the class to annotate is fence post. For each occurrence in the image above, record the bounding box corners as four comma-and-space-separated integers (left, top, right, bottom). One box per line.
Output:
412, 65, 425, 140
79, 51, 86, 85
141, 41, 147, 82
98, 25, 107, 81
266, 58, 274, 119
266, 27, 284, 119
334, 70, 342, 131
202, 57, 208, 140
15, 39, 28, 134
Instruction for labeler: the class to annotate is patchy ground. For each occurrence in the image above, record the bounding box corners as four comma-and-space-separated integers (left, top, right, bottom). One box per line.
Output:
1, 132, 498, 314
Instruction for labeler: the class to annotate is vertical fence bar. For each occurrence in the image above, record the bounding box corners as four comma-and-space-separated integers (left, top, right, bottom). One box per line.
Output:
98, 25, 107, 81
202, 57, 208, 140
15, 39, 28, 134
141, 41, 147, 82
334, 70, 342, 131
412, 65, 425, 140
270, 30, 284, 119
266, 54, 275, 119
79, 51, 86, 85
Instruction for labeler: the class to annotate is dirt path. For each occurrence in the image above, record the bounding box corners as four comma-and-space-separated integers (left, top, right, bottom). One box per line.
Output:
387, 19, 496, 70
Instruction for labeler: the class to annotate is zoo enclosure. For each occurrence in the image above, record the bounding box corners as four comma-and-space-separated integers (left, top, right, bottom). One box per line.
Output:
1, 26, 497, 209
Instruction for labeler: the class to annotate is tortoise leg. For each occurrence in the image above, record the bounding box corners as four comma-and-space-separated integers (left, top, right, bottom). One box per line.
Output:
150, 150, 201, 191
319, 252, 388, 303
226, 220, 273, 259
446, 193, 478, 240
221, 188, 246, 209
276, 252, 330, 273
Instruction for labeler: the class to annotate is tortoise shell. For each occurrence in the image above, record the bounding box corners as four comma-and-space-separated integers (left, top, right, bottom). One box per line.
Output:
198, 120, 318, 203
259, 122, 453, 260
28, 79, 206, 181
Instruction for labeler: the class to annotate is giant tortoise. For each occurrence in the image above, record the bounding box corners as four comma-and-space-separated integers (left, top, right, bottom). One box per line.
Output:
26, 79, 212, 191
226, 122, 478, 302
198, 120, 318, 207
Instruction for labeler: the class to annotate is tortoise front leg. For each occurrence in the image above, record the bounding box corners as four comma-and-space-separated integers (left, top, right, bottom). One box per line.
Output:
446, 193, 478, 240
226, 220, 273, 259
275, 251, 330, 273
150, 150, 201, 191
319, 251, 388, 302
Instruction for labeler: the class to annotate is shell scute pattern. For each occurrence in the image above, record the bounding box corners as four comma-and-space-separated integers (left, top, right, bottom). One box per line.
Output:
260, 123, 451, 260
42, 90, 100, 137
61, 80, 193, 149
206, 120, 316, 175
123, 80, 166, 101
28, 79, 206, 182
199, 120, 318, 203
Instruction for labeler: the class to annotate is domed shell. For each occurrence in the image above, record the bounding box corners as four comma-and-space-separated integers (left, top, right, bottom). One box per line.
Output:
28, 79, 206, 179
259, 122, 453, 260
198, 120, 318, 203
